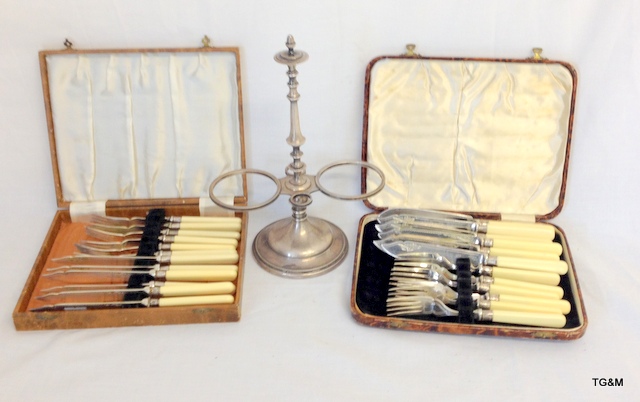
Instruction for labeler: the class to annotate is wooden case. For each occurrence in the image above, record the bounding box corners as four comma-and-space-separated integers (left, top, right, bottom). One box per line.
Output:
13, 40, 248, 330
350, 47, 588, 340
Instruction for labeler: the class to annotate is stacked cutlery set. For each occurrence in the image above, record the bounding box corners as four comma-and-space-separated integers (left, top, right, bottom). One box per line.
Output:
348, 47, 588, 339
351, 207, 585, 336
30, 209, 241, 312
376, 209, 570, 328
12, 41, 250, 329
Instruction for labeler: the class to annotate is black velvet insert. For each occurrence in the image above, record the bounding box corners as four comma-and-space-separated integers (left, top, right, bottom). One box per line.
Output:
355, 220, 581, 329
123, 209, 166, 305
455, 259, 475, 323
355, 221, 395, 317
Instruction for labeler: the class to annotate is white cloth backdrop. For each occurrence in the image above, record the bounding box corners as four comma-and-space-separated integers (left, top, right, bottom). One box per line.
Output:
0, 1, 638, 401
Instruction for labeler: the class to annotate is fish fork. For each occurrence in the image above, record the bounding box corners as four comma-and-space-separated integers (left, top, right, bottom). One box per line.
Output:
87, 224, 241, 239
387, 279, 567, 313
90, 215, 242, 232
394, 258, 561, 286
86, 226, 240, 245
385, 295, 566, 328
75, 240, 236, 255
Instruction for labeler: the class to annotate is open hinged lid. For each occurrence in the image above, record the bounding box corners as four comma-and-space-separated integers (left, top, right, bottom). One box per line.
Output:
362, 47, 576, 220
40, 38, 246, 216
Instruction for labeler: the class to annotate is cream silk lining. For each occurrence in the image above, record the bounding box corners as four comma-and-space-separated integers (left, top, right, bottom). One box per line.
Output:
366, 59, 573, 216
47, 51, 242, 203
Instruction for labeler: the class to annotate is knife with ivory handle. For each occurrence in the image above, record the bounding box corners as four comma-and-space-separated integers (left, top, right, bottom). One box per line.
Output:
30, 294, 235, 311
378, 208, 557, 241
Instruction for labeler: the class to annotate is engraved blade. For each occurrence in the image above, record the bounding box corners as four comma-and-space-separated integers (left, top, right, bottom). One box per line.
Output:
375, 230, 482, 252
377, 215, 478, 233
378, 208, 474, 223
373, 239, 485, 266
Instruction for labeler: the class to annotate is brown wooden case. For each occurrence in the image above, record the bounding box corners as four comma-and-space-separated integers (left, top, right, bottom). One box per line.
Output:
350, 47, 588, 340
13, 40, 248, 330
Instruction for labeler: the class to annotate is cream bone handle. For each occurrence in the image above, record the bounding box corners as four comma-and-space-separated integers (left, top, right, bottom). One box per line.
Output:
160, 269, 238, 282
488, 247, 559, 261
484, 309, 566, 329
486, 283, 563, 300
164, 250, 239, 265
177, 216, 241, 224
374, 240, 567, 274
167, 235, 238, 247
157, 294, 235, 307
484, 220, 556, 242
171, 221, 242, 233
495, 293, 571, 315
157, 281, 236, 297
487, 277, 564, 298
161, 264, 238, 272
167, 243, 237, 251
493, 255, 568, 275
169, 230, 240, 240
377, 224, 562, 256
486, 300, 563, 315
490, 236, 563, 256
490, 267, 560, 286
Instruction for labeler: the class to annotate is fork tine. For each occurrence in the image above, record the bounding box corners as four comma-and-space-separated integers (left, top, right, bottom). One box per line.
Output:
83, 239, 141, 248
86, 226, 142, 240
90, 215, 146, 227
75, 243, 137, 255
88, 222, 145, 235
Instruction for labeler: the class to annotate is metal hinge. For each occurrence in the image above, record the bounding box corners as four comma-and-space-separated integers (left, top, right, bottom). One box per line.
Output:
63, 38, 74, 51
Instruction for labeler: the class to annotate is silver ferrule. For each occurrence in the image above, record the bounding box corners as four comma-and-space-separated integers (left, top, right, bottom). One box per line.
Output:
477, 275, 495, 285
477, 299, 492, 310
476, 265, 492, 276
160, 229, 180, 237
165, 221, 181, 230
156, 251, 171, 264
476, 221, 489, 234
154, 270, 167, 280
159, 234, 176, 244
480, 237, 494, 248
476, 283, 491, 294
475, 308, 492, 322
481, 292, 500, 301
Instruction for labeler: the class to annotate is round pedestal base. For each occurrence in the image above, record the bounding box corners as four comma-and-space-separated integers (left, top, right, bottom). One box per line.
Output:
252, 216, 348, 278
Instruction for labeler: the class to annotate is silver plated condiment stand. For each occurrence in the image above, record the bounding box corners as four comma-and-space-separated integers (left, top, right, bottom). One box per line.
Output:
209, 35, 385, 278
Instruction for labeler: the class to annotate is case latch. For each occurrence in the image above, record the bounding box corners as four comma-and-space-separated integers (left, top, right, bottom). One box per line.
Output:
63, 39, 74, 51
529, 47, 547, 61
404, 44, 421, 57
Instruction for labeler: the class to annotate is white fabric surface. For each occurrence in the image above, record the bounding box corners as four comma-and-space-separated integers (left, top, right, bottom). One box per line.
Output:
367, 59, 573, 216
47, 51, 243, 202
1, 1, 638, 401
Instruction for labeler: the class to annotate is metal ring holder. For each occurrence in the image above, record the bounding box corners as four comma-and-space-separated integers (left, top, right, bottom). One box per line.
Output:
209, 35, 385, 278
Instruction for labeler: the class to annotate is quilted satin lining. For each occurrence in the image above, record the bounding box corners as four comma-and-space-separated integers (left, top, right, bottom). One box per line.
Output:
47, 51, 242, 202
366, 58, 573, 216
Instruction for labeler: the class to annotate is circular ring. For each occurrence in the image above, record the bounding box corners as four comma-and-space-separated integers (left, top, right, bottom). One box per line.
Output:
314, 160, 386, 201
209, 168, 282, 211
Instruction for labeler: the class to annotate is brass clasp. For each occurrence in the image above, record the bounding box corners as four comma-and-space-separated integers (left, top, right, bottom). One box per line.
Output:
202, 35, 212, 48
530, 47, 547, 61
405, 43, 420, 57
63, 39, 74, 50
